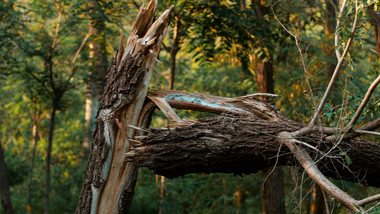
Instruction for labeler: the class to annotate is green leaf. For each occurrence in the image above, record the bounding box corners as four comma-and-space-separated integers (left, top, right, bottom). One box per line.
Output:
345, 154, 352, 165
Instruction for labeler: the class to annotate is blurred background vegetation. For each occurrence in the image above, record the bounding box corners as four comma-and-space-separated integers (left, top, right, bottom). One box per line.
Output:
0, 0, 379, 213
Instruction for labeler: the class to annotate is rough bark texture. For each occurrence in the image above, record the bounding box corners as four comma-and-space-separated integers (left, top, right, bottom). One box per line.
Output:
127, 114, 380, 187
0, 141, 14, 214
75, 1, 172, 213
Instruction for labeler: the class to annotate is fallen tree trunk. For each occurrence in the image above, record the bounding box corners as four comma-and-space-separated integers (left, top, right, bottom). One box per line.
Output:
127, 114, 380, 187
125, 90, 380, 188
125, 90, 380, 212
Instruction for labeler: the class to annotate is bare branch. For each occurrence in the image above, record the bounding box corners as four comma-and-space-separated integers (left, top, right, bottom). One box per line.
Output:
72, 29, 93, 65
350, 129, 380, 137
357, 194, 380, 206
51, 3, 63, 50
309, 0, 359, 126
347, 75, 380, 128
325, 118, 380, 141
271, 1, 314, 98
28, 72, 54, 98
131, 0, 140, 9
279, 132, 360, 212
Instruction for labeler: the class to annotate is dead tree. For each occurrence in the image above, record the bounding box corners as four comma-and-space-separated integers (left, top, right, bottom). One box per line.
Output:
77, 1, 380, 213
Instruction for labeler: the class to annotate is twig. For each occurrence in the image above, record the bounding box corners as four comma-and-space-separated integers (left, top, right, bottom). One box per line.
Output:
352, 129, 380, 137
272, 1, 314, 98
72, 29, 94, 65
357, 194, 380, 206
346, 75, 380, 129
366, 201, 380, 213
128, 125, 150, 133
51, 2, 63, 50
131, 0, 140, 9
279, 131, 360, 212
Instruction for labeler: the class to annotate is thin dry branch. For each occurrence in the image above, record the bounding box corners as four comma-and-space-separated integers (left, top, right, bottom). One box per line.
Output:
347, 75, 380, 129
357, 194, 380, 206
271, 1, 314, 98
309, 0, 359, 126
51, 2, 63, 50
279, 132, 360, 212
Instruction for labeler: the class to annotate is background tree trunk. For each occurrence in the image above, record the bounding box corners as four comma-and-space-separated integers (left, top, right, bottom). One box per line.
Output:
324, 0, 338, 80
27, 108, 40, 214
369, 4, 380, 60
45, 104, 57, 214
250, 1, 285, 212
310, 184, 326, 214
0, 141, 14, 214
83, 0, 108, 154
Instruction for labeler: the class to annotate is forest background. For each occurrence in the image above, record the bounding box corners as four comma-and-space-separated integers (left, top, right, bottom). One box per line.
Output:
0, 0, 379, 213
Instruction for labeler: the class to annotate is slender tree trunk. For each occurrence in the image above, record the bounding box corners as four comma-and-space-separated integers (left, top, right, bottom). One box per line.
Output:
254, 60, 274, 95
158, 176, 167, 214
260, 187, 267, 214
27, 117, 40, 214
235, 181, 246, 214
0, 141, 14, 214
45, 104, 57, 214
82, 0, 108, 154
263, 167, 285, 214
249, 1, 286, 210
83, 82, 93, 152
324, 0, 338, 80
251, 54, 285, 214
89, 2, 108, 98
310, 184, 326, 214
369, 4, 380, 60
159, 15, 181, 214
168, 16, 180, 90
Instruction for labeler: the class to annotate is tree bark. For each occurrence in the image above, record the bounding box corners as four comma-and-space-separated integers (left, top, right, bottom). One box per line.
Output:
0, 141, 14, 214
75, 2, 173, 213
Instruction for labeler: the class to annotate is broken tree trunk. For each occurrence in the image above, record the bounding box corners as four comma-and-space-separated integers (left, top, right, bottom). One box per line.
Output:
75, 1, 173, 213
